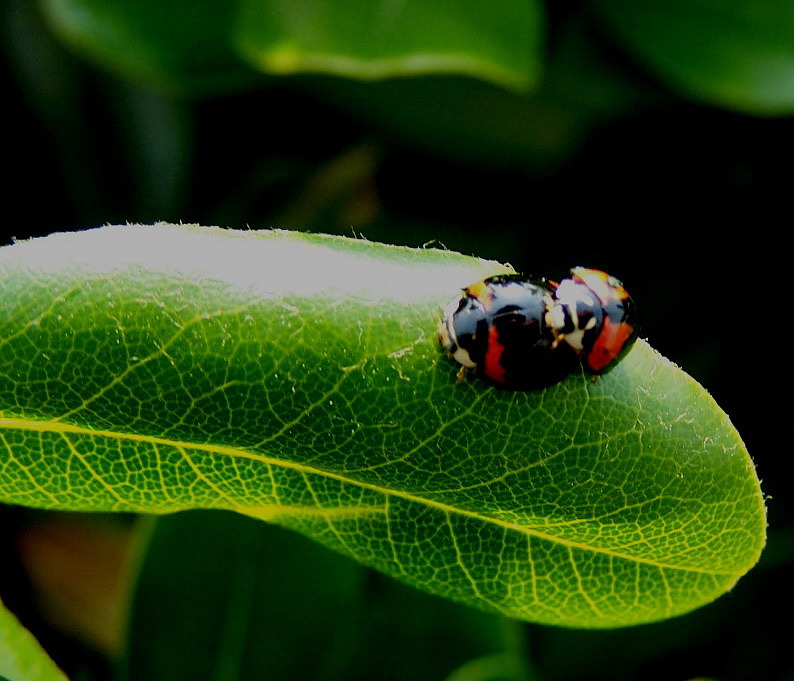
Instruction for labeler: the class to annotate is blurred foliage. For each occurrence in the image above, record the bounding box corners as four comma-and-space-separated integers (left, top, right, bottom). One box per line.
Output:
1, 0, 792, 680
122, 511, 532, 681
0, 595, 67, 681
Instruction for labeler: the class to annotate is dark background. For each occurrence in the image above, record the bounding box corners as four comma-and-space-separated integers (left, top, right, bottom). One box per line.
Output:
2, 0, 792, 679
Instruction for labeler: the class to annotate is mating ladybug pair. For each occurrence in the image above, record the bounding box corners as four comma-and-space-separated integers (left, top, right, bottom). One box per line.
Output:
437, 268, 637, 390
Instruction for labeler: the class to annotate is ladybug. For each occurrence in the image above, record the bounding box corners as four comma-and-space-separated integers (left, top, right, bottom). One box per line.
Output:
546, 267, 637, 374
437, 274, 576, 390
438, 268, 637, 390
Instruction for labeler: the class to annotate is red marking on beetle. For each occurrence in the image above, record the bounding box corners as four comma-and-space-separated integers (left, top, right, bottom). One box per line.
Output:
484, 325, 506, 383
586, 318, 635, 372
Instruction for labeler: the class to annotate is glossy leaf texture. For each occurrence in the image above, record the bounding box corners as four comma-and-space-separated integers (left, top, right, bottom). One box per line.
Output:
0, 224, 765, 628
0, 598, 68, 681
593, 0, 794, 114
39, 0, 541, 94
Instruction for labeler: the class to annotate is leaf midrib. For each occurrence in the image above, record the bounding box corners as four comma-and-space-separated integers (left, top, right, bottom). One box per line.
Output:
0, 416, 734, 577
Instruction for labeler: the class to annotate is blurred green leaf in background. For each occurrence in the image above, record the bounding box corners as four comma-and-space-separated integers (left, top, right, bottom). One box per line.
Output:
594, 0, 794, 114
41, 0, 543, 93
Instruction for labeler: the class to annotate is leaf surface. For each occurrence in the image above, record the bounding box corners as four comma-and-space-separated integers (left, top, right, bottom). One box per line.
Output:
0, 224, 765, 627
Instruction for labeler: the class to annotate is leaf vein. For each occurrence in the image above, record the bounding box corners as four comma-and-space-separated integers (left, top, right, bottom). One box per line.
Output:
0, 416, 740, 576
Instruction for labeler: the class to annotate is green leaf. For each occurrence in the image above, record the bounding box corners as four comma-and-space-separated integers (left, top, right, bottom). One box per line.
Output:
122, 511, 531, 681
300, 17, 649, 173
39, 0, 260, 94
39, 0, 541, 93
0, 598, 68, 681
593, 0, 794, 115
122, 512, 364, 681
235, 0, 542, 91
0, 224, 765, 628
